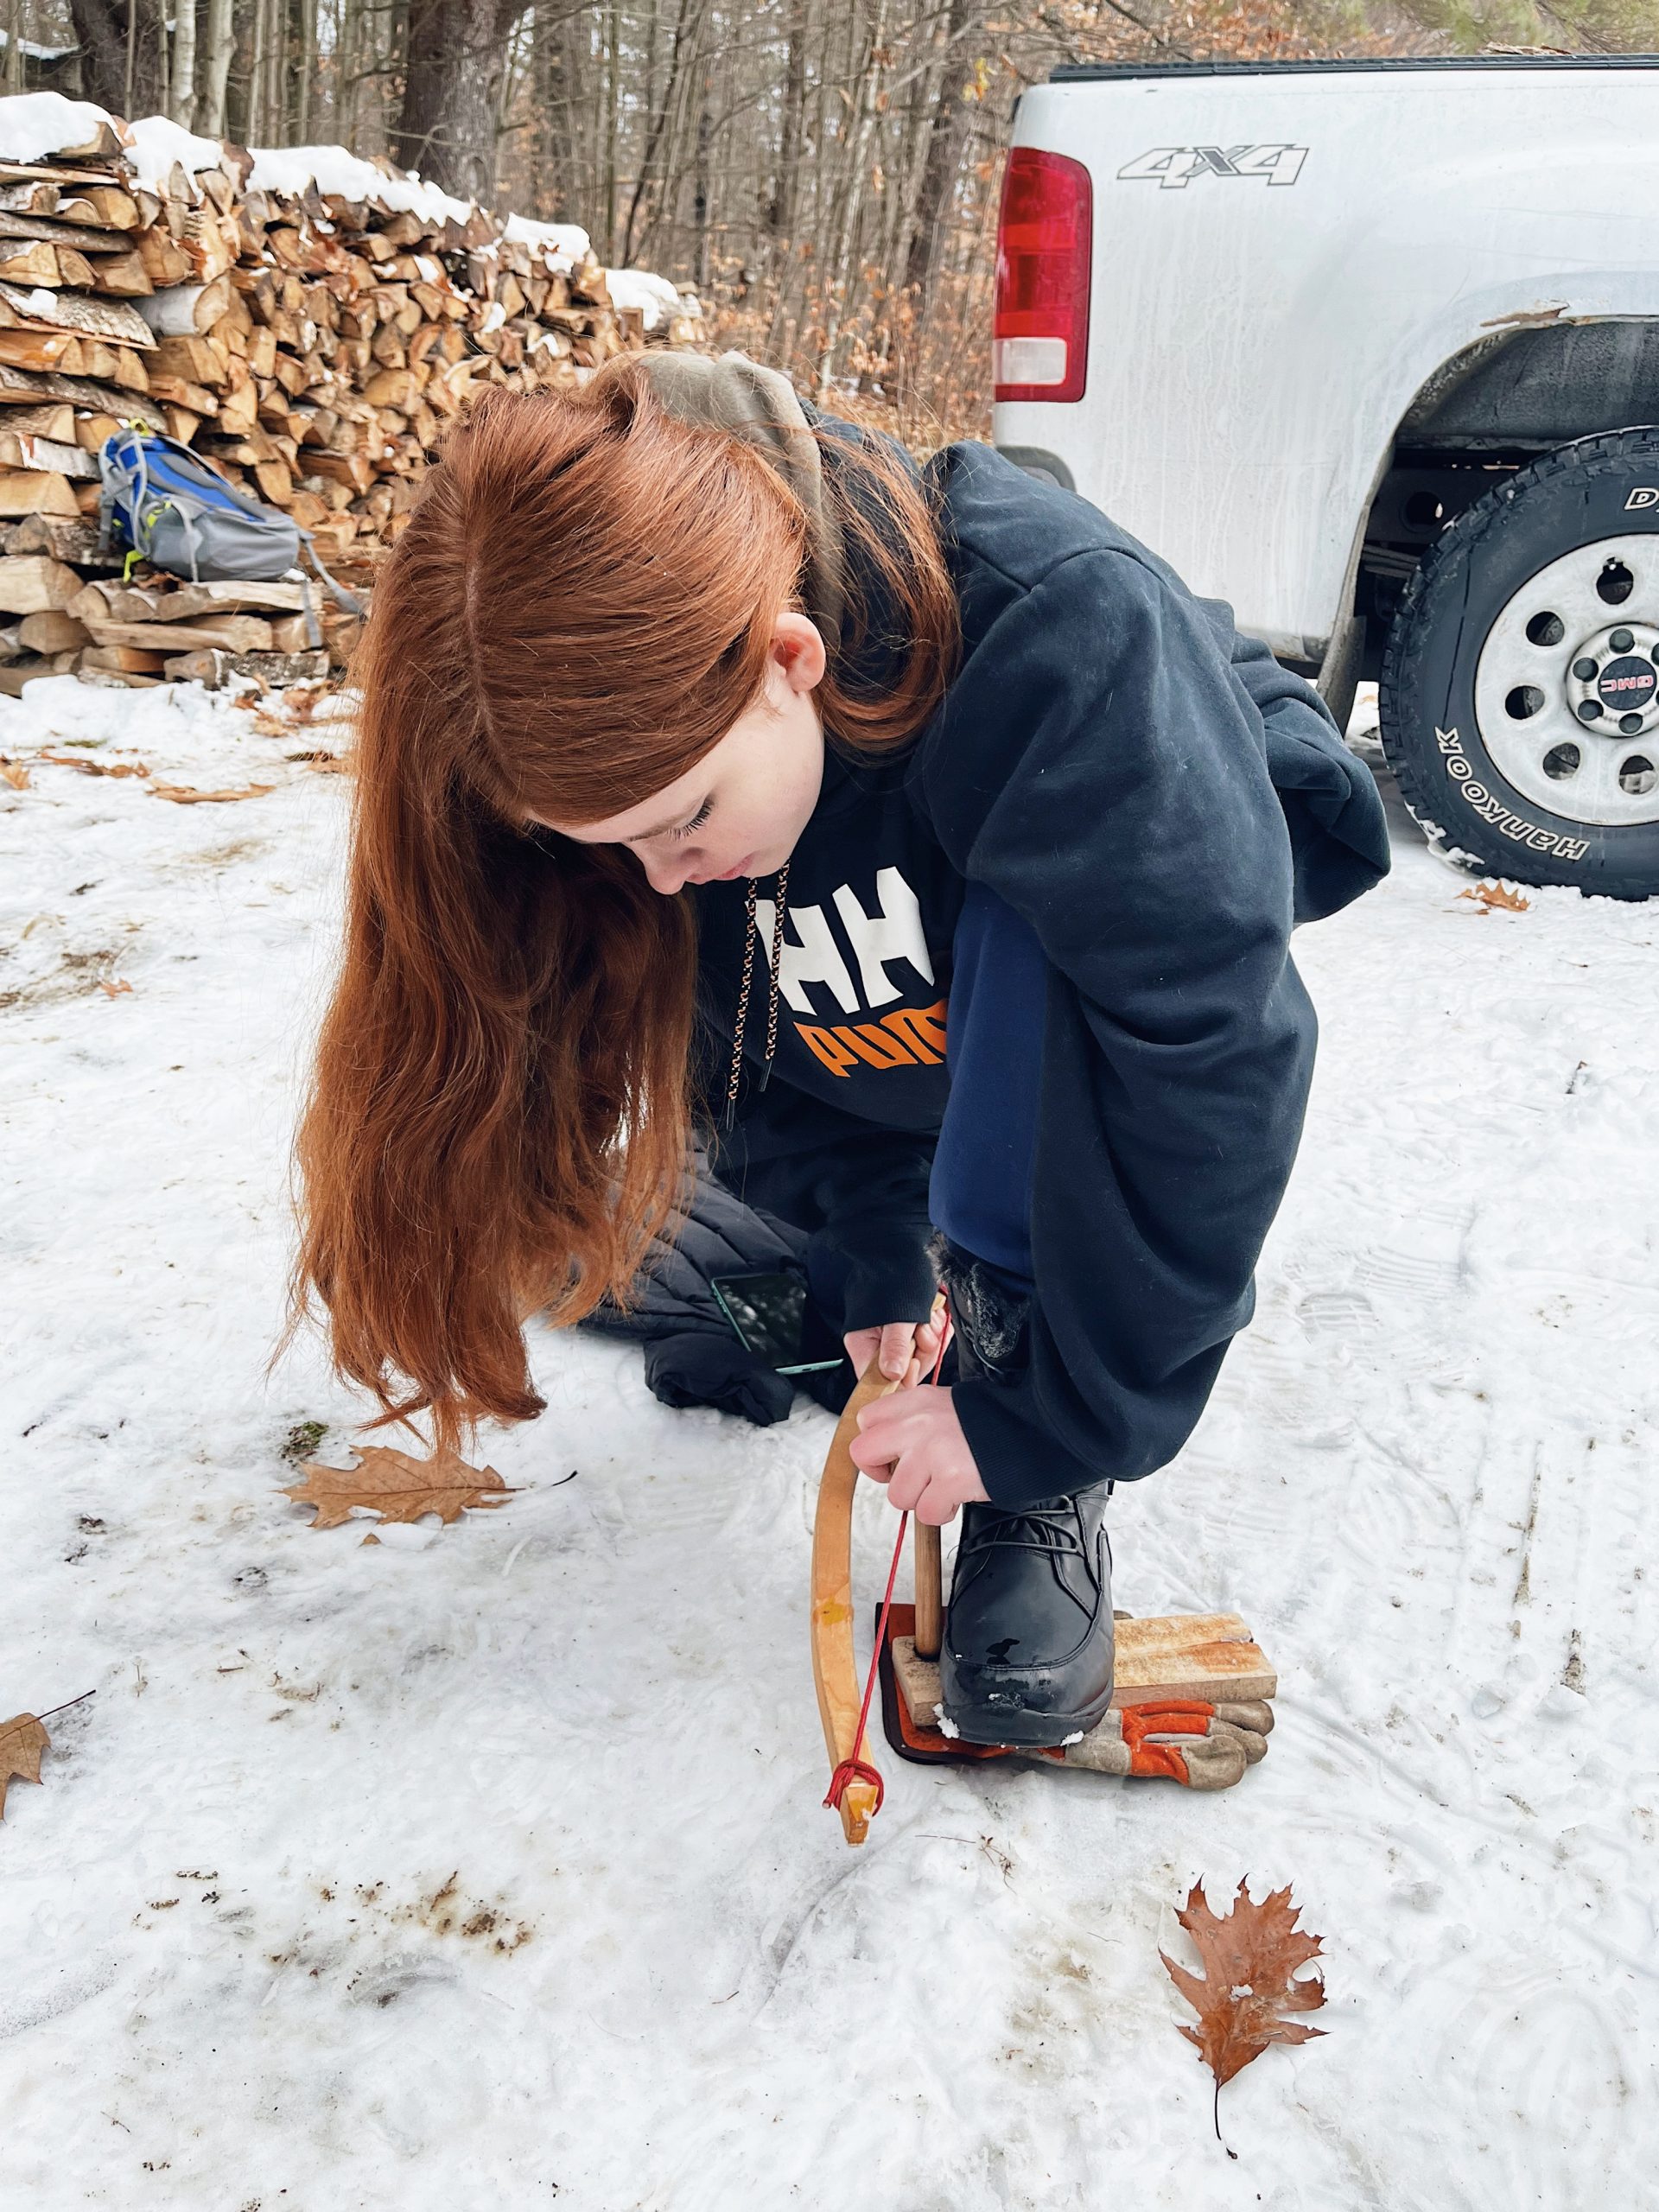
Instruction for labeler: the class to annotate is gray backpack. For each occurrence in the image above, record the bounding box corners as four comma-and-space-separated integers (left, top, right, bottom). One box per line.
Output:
96, 427, 362, 639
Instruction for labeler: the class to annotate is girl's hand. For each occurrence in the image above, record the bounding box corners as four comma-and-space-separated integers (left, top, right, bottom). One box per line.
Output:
842, 1315, 944, 1386
848, 1385, 991, 1526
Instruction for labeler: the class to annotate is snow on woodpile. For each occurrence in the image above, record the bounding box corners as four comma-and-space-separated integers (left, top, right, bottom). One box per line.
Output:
0, 95, 704, 698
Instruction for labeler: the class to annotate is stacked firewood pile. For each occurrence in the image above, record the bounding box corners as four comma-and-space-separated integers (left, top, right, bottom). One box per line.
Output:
0, 99, 703, 695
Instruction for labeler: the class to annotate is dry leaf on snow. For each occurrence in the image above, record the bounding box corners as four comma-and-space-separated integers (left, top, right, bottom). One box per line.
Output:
1458, 880, 1530, 913
283, 1444, 520, 1531
286, 683, 333, 722
1161, 1878, 1326, 2142
150, 782, 276, 805
38, 750, 149, 779
97, 978, 133, 998
0, 1713, 51, 1820
248, 683, 338, 738
1, 757, 29, 790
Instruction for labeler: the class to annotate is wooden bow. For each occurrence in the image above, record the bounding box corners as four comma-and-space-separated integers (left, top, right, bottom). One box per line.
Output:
810, 1309, 948, 1846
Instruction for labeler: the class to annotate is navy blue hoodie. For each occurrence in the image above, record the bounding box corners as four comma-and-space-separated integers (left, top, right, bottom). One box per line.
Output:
694, 438, 1389, 1508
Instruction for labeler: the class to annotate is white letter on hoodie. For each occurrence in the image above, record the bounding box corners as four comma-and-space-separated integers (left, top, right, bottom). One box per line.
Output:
832, 868, 934, 1009
753, 897, 859, 1014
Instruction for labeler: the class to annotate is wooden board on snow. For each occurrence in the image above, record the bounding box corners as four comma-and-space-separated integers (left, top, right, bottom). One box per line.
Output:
893, 1612, 1277, 1716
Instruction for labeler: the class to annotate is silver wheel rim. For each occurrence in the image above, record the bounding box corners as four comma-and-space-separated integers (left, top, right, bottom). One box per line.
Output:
1473, 532, 1659, 828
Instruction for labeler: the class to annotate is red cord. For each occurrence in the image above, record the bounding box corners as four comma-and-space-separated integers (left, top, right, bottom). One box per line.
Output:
824, 1301, 953, 1821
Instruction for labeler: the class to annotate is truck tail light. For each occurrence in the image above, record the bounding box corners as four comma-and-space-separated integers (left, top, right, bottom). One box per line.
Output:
994, 147, 1092, 404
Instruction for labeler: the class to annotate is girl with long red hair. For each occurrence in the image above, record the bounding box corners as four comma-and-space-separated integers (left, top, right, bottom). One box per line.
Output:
290, 351, 1389, 1745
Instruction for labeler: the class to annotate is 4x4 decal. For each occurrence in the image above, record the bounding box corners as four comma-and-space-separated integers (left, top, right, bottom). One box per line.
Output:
1117, 144, 1308, 189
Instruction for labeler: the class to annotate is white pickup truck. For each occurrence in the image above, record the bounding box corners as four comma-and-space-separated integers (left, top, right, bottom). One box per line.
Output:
991, 56, 1659, 899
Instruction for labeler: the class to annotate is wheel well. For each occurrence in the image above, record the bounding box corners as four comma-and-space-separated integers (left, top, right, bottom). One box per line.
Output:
1352, 321, 1659, 680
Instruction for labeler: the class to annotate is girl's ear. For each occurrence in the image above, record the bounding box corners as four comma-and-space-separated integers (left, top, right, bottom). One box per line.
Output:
773, 608, 827, 694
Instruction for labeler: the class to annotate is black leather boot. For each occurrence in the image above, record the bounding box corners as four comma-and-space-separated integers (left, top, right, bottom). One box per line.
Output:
931, 1234, 1116, 1748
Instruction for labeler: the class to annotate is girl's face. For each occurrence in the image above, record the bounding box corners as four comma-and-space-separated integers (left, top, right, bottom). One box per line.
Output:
534, 613, 827, 896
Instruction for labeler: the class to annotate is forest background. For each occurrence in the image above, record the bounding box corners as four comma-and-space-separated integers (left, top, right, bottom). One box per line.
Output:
10, 0, 1656, 442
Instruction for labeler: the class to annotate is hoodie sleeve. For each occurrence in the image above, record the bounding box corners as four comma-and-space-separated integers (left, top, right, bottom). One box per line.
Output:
1213, 611, 1391, 925
909, 547, 1321, 1507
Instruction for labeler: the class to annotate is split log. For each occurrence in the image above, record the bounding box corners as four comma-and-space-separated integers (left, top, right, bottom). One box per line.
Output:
162, 645, 328, 687
69, 577, 304, 624
137, 276, 232, 337
0, 553, 83, 609
17, 609, 89, 651
79, 642, 169, 672
0, 431, 99, 479
0, 359, 164, 422
4, 515, 116, 567
1, 402, 76, 440
0, 207, 141, 255
86, 613, 277, 652
0, 280, 156, 347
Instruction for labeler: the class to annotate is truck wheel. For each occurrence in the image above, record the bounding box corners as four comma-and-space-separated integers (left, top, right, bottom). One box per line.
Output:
1378, 426, 1659, 899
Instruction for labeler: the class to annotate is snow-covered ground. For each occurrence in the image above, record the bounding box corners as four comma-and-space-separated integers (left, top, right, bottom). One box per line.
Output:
2, 677, 1654, 2209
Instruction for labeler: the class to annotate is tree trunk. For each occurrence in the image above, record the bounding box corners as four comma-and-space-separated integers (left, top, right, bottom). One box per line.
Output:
815, 0, 887, 401
198, 0, 235, 136
766, 0, 806, 247
67, 0, 168, 118
169, 0, 198, 125
620, 0, 693, 266
296, 0, 316, 139
396, 0, 522, 201
692, 75, 713, 291
903, 0, 975, 308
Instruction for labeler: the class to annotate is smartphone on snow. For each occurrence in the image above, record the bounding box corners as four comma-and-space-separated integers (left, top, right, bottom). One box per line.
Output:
709, 1272, 843, 1376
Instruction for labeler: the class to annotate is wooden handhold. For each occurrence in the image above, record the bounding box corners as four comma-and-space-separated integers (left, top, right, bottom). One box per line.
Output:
811, 1363, 897, 1847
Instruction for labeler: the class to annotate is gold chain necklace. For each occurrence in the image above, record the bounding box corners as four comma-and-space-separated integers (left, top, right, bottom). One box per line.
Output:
723, 862, 790, 1130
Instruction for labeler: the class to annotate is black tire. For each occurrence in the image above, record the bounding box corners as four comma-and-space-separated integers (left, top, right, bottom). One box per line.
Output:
1378, 426, 1659, 900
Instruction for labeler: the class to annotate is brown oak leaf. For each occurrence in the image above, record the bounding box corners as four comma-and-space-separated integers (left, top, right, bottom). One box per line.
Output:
1161, 1878, 1325, 2140
0, 1713, 50, 1820
1458, 880, 1530, 912
149, 782, 275, 804
283, 1445, 520, 1530
2, 757, 31, 790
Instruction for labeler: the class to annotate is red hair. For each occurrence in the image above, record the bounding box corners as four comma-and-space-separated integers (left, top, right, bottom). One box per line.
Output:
286, 358, 959, 1449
